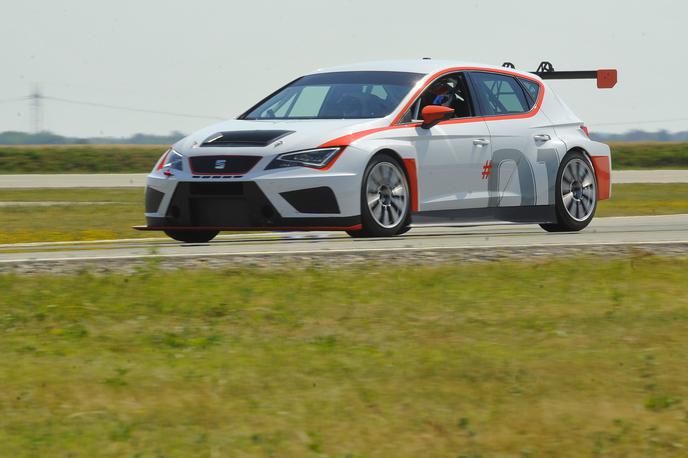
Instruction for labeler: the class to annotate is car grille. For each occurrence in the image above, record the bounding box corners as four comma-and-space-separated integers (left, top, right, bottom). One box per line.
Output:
165, 182, 276, 227
189, 155, 261, 175
188, 182, 244, 196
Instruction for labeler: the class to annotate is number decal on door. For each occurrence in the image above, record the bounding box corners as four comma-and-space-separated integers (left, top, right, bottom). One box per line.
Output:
536, 148, 559, 205
487, 148, 536, 207
487, 147, 560, 207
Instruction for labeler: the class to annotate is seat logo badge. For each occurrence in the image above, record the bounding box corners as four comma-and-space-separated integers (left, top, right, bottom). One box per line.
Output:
481, 160, 493, 179
214, 159, 226, 169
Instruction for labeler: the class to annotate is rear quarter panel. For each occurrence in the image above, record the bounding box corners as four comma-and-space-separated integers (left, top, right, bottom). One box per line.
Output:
540, 84, 613, 200
555, 126, 612, 201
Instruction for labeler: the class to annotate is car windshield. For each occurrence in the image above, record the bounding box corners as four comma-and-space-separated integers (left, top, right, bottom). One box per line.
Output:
242, 71, 423, 120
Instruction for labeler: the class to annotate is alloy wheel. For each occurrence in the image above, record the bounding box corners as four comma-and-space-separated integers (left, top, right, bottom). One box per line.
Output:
365, 162, 408, 228
561, 158, 596, 222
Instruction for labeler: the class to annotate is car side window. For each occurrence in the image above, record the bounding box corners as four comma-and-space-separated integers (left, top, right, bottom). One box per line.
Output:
399, 72, 474, 123
470, 72, 530, 115
518, 77, 541, 107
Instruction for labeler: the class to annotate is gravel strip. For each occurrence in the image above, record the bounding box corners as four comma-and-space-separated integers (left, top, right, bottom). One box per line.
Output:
2, 242, 687, 275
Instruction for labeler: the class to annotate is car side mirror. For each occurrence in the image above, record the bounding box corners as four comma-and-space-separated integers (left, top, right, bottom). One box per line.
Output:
420, 105, 454, 129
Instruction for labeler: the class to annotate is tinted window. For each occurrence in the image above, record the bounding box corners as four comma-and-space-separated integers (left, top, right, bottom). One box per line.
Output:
243, 71, 422, 120
471, 72, 530, 115
518, 78, 541, 107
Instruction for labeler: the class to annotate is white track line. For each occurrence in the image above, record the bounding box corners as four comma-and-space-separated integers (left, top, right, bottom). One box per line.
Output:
0, 232, 292, 249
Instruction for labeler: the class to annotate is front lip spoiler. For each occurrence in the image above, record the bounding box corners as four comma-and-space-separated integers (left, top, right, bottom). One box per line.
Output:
132, 225, 362, 232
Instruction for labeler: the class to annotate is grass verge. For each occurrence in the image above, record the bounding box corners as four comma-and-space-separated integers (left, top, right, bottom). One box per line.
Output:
1, 256, 687, 456
0, 145, 163, 174
596, 183, 688, 217
0, 188, 149, 243
0, 143, 687, 174
0, 183, 686, 244
609, 142, 688, 170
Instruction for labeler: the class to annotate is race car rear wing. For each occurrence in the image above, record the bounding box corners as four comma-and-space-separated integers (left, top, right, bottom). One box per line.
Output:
502, 61, 617, 89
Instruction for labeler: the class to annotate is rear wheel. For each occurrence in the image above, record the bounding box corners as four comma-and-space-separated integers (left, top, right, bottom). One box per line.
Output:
540, 151, 597, 232
349, 153, 411, 238
164, 230, 219, 243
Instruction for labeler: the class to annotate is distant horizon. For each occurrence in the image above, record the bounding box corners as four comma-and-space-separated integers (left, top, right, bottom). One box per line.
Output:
2, 128, 688, 145
5, 126, 688, 137
2, 126, 688, 138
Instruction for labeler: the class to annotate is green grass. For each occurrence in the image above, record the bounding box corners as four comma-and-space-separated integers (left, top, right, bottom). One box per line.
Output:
608, 142, 688, 169
596, 183, 688, 217
0, 145, 164, 174
0, 188, 142, 203
0, 184, 686, 244
0, 188, 149, 243
1, 256, 688, 456
0, 143, 687, 174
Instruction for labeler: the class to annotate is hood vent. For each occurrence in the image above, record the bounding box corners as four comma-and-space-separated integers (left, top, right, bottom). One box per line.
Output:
201, 130, 294, 147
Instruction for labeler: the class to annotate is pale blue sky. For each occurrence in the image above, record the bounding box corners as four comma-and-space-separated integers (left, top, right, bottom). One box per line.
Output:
1, 0, 686, 137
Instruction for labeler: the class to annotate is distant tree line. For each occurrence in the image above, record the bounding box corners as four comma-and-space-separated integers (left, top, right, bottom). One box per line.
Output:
1, 129, 688, 145
0, 131, 186, 145
591, 130, 688, 142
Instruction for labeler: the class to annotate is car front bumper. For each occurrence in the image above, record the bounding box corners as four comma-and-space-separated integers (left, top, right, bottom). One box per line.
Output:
138, 170, 362, 231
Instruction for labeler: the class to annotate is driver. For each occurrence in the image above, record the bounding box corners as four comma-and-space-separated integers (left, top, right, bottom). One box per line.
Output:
427, 78, 457, 107
403, 76, 462, 122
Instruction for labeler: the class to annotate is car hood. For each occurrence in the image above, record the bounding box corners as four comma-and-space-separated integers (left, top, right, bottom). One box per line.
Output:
174, 118, 389, 156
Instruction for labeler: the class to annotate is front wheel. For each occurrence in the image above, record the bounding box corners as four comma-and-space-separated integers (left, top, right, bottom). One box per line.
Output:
540, 151, 597, 232
350, 153, 411, 238
164, 230, 219, 243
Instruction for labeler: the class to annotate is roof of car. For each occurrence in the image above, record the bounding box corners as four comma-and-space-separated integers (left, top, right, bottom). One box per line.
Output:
311, 59, 539, 80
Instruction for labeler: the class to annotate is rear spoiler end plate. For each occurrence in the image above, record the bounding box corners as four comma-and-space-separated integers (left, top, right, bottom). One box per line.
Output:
502, 61, 617, 88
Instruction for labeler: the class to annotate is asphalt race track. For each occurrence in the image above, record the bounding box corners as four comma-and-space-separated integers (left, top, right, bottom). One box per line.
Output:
1, 170, 688, 188
1, 214, 686, 266
1, 172, 686, 268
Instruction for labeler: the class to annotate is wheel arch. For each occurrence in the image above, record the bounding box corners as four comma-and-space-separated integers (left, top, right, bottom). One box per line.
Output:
371, 147, 405, 166
564, 146, 611, 200
370, 147, 419, 212
566, 146, 594, 165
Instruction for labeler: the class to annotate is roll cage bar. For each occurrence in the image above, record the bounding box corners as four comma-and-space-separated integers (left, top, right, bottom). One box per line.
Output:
502, 61, 617, 89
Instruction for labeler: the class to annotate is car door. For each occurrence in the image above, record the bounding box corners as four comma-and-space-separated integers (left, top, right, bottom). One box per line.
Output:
468, 71, 563, 208
403, 72, 492, 212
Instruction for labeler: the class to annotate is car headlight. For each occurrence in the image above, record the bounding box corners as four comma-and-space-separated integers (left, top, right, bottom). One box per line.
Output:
154, 148, 184, 172
266, 147, 342, 170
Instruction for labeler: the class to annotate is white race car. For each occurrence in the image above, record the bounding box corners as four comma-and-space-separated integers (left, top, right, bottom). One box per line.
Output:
137, 59, 617, 242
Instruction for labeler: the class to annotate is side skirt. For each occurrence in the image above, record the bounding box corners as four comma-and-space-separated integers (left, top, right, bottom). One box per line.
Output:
133, 224, 362, 232
411, 205, 557, 225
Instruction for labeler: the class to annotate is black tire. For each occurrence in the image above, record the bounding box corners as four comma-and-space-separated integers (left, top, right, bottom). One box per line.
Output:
351, 153, 411, 238
347, 225, 412, 237
396, 225, 412, 235
540, 151, 597, 232
345, 229, 368, 238
164, 230, 219, 243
